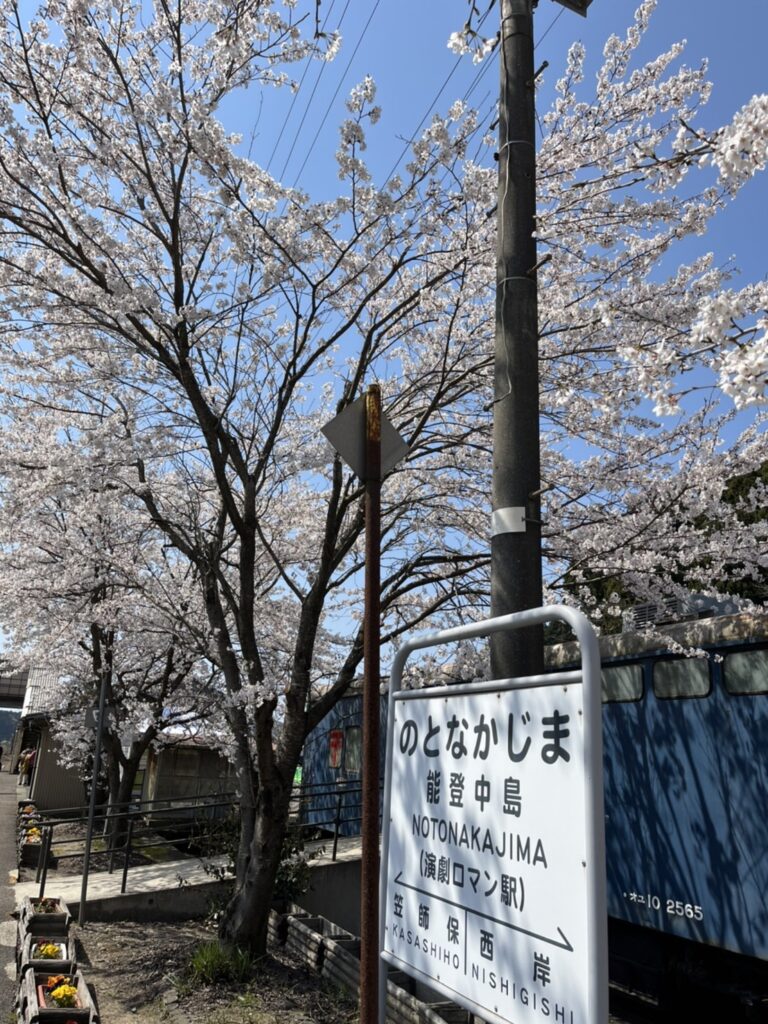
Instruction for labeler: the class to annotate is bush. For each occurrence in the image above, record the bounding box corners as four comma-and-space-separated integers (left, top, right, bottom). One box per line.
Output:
273, 828, 313, 903
196, 811, 317, 905
186, 940, 252, 986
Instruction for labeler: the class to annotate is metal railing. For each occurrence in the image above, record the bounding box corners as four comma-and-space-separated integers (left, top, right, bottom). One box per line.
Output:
34, 791, 237, 899
291, 779, 380, 860
32, 778, 381, 899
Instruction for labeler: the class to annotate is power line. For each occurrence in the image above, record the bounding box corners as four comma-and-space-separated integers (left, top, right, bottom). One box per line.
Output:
276, 0, 566, 209
534, 7, 565, 139
381, 8, 495, 186
273, 0, 353, 181
381, 56, 466, 185
289, 0, 382, 190
265, 0, 342, 175
536, 5, 565, 46
379, 1, 563, 188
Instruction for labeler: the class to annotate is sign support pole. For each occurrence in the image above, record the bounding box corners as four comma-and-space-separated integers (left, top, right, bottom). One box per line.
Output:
321, 384, 408, 1024
361, 383, 382, 1024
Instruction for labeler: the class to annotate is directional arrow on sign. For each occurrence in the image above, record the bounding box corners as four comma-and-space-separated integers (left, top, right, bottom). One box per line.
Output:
392, 872, 573, 952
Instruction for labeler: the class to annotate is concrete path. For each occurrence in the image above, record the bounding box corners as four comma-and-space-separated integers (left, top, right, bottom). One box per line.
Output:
0, 769, 27, 1014
14, 851, 231, 909
13, 834, 362, 912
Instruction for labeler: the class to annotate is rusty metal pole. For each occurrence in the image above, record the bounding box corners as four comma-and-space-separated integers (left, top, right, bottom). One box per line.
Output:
360, 383, 382, 1024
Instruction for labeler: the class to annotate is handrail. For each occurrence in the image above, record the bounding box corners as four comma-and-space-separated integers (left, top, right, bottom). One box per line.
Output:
37, 790, 238, 825
33, 777, 381, 900
36, 792, 240, 900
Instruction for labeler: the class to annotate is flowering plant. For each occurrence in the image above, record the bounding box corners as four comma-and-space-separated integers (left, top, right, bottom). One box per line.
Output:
33, 941, 63, 960
33, 898, 61, 913
45, 975, 78, 1008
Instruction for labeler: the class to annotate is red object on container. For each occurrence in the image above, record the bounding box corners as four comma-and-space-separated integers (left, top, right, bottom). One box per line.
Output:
328, 729, 344, 769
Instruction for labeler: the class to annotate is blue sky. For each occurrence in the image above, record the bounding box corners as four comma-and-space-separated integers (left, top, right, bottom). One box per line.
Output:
251, 0, 767, 292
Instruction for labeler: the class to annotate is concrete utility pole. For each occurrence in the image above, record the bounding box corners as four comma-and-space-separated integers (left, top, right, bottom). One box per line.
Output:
491, 0, 544, 679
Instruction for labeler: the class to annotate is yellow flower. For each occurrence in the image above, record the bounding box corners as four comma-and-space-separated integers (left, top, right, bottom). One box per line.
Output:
49, 983, 78, 1008
36, 942, 62, 959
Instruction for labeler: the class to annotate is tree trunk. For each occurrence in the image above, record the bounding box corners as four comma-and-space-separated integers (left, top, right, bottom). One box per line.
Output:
107, 765, 141, 847
218, 781, 291, 954
103, 732, 154, 847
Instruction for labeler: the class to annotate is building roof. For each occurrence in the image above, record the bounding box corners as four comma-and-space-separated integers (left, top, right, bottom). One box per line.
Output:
21, 668, 63, 719
0, 669, 29, 708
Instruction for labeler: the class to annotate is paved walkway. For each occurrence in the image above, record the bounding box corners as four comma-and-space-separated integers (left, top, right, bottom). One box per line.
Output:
13, 834, 363, 911
14, 851, 231, 908
1, 769, 25, 1014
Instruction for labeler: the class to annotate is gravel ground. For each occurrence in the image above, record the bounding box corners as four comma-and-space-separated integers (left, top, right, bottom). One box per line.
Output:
71, 917, 359, 1024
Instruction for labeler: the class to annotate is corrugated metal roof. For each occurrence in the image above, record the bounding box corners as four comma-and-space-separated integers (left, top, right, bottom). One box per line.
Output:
0, 669, 28, 707
21, 667, 62, 718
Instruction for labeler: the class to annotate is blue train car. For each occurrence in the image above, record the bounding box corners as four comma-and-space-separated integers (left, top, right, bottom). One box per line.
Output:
300, 686, 387, 837
549, 610, 768, 1007
556, 612, 768, 963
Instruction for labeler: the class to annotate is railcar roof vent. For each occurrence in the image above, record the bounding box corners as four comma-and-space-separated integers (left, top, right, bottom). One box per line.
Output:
623, 596, 695, 631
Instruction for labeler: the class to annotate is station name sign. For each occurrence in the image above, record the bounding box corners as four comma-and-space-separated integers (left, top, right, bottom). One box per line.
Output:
382, 681, 596, 1024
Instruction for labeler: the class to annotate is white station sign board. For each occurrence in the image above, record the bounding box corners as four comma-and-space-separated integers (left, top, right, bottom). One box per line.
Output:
379, 608, 607, 1024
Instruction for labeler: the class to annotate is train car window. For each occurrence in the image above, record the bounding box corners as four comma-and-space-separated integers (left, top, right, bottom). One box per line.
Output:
723, 648, 768, 695
601, 664, 643, 702
344, 726, 362, 774
653, 656, 710, 699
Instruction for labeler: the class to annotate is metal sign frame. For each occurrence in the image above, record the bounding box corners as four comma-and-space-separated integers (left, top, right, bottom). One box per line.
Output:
378, 605, 607, 1024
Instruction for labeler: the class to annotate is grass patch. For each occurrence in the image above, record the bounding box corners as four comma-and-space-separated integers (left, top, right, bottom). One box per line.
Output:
185, 940, 253, 986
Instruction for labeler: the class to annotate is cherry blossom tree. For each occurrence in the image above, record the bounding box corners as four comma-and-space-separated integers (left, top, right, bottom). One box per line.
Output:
531, 1, 768, 618
0, 406, 223, 830
0, 0, 490, 951
455, 0, 768, 620
0, 0, 765, 953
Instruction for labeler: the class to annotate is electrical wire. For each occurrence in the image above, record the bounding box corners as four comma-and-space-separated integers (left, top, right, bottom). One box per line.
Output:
380, 0, 562, 188
381, 6, 495, 186
289, 0, 382, 190
265, 0, 343, 175
275, 1, 565, 221
534, 8, 565, 140
536, 4, 565, 47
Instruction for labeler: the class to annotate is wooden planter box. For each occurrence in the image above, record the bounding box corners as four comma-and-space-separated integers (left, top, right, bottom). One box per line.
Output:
284, 914, 324, 969
267, 909, 287, 947
319, 935, 360, 994
18, 933, 75, 975
279, 904, 472, 1024
19, 841, 44, 869
317, 936, 461, 1024
19, 898, 72, 937
18, 968, 98, 1024
284, 913, 355, 972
